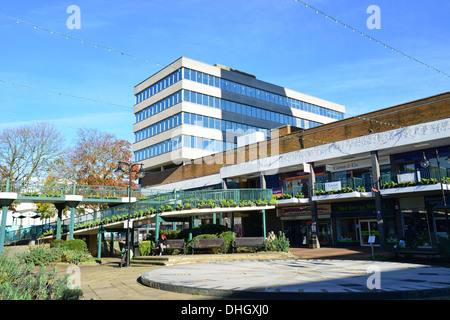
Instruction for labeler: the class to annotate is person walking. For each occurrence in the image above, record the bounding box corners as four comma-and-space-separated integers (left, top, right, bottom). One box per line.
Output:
404, 224, 416, 248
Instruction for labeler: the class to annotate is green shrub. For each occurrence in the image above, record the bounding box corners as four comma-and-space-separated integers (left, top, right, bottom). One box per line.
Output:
0, 254, 82, 300
61, 239, 87, 252
267, 231, 290, 252
220, 231, 235, 253
19, 247, 63, 266
19, 244, 89, 266
61, 249, 90, 265
52, 239, 64, 248
178, 223, 231, 240
160, 229, 180, 239
139, 240, 154, 256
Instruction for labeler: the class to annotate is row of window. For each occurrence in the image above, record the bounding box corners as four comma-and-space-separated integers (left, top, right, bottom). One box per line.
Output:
134, 113, 182, 143
135, 67, 345, 121
135, 91, 182, 123
135, 69, 182, 104
134, 89, 322, 131
134, 111, 269, 143
182, 68, 345, 120
134, 135, 182, 162
181, 90, 321, 129
134, 135, 237, 162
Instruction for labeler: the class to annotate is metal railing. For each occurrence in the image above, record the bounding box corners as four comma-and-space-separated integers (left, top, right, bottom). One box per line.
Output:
0, 179, 143, 200
314, 176, 372, 194
2, 188, 275, 244
380, 167, 450, 187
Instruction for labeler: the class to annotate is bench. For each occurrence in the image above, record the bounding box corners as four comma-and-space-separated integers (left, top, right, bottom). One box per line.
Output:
232, 237, 267, 253
393, 248, 442, 261
191, 238, 226, 254
154, 239, 186, 255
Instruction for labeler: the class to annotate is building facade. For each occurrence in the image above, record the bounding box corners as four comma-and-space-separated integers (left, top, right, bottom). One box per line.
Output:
139, 92, 450, 249
133, 57, 345, 173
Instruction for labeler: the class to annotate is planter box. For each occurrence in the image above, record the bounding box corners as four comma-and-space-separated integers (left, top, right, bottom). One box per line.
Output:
312, 192, 373, 202
381, 183, 449, 196
276, 198, 310, 206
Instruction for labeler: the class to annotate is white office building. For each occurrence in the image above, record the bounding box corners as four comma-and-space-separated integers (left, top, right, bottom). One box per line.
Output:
133, 57, 345, 172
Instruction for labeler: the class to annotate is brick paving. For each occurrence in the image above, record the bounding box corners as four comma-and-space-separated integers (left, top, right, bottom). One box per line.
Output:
54, 247, 449, 300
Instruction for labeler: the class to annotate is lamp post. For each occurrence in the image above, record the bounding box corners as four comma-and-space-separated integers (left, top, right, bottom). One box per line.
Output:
114, 161, 144, 267
419, 149, 450, 236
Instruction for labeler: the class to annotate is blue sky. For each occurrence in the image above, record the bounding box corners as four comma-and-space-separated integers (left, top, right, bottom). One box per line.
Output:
0, 0, 449, 148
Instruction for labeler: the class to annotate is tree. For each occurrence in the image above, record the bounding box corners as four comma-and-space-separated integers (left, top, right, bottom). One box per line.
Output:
0, 122, 64, 183
59, 128, 135, 187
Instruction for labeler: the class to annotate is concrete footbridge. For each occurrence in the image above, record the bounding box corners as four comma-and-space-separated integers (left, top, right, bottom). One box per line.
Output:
0, 178, 274, 256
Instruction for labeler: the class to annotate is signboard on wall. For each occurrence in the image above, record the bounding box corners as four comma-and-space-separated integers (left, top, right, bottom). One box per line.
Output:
277, 204, 331, 218
325, 156, 390, 172
325, 181, 342, 192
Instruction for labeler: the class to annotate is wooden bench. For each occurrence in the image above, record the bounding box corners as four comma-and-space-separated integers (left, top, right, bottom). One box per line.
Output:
154, 239, 186, 255
191, 238, 226, 254
232, 237, 267, 253
394, 248, 442, 261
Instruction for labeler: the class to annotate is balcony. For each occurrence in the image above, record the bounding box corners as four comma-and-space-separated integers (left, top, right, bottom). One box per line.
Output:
276, 186, 310, 206
380, 167, 450, 196
312, 177, 373, 202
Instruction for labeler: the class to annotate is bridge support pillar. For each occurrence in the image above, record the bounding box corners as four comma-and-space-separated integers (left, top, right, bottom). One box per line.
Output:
97, 227, 104, 260
0, 194, 17, 254
65, 195, 82, 240
261, 210, 267, 240
54, 203, 66, 240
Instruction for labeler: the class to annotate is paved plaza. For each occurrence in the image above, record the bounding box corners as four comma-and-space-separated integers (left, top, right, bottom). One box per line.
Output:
57, 247, 450, 300
141, 259, 450, 300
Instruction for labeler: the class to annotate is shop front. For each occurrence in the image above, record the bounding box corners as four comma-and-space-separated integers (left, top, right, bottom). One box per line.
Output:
277, 204, 332, 246
399, 196, 449, 248
332, 200, 397, 247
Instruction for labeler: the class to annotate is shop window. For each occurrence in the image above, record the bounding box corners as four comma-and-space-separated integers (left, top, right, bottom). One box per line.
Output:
336, 218, 359, 244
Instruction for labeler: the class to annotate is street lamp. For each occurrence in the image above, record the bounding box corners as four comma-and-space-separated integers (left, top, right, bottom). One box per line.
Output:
419, 149, 450, 236
114, 161, 145, 266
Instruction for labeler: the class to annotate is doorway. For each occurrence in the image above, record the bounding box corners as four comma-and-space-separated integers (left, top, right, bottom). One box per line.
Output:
359, 219, 380, 246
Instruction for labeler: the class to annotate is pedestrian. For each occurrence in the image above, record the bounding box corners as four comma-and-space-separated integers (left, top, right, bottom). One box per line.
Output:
404, 224, 416, 248
157, 234, 168, 255
267, 231, 276, 242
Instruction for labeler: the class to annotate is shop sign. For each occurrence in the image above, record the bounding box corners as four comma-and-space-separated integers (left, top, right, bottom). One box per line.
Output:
303, 163, 311, 173
326, 156, 390, 172
332, 200, 394, 218
325, 181, 342, 192
397, 172, 416, 183
277, 204, 331, 217
272, 188, 282, 196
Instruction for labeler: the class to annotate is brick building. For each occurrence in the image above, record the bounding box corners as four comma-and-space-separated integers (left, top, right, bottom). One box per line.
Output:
140, 92, 450, 248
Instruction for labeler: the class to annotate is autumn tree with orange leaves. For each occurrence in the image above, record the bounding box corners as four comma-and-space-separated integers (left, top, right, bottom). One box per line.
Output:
58, 128, 137, 187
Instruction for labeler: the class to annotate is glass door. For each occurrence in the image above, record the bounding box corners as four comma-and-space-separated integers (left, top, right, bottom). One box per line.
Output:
359, 219, 380, 246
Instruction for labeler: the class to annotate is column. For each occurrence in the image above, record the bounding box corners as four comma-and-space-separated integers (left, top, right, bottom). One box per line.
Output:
66, 184, 82, 240
0, 197, 17, 254
188, 216, 193, 241
110, 232, 114, 256
54, 202, 66, 240
259, 173, 266, 189
97, 227, 103, 259
308, 163, 320, 248
154, 213, 160, 242
230, 212, 235, 234
371, 150, 387, 246
261, 210, 267, 239
0, 181, 17, 254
